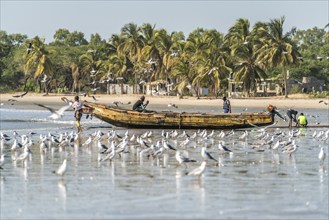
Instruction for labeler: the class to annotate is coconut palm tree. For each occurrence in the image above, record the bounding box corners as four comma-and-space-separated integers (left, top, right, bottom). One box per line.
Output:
79, 50, 105, 93
198, 29, 231, 97
255, 16, 301, 98
225, 18, 266, 96
171, 58, 197, 98
23, 36, 53, 93
118, 23, 144, 93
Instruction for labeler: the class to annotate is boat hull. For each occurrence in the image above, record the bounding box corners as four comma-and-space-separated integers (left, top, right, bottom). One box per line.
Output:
84, 102, 274, 129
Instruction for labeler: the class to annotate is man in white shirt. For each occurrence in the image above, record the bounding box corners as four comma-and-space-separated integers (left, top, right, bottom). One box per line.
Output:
72, 96, 84, 132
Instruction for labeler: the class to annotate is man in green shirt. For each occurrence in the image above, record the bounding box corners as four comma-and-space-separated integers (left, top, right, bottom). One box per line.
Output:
297, 113, 308, 127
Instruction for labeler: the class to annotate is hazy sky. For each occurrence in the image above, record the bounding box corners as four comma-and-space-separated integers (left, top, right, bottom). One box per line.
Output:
1, 0, 328, 43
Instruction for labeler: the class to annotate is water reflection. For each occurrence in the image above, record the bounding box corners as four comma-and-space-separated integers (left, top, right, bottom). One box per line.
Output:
0, 112, 328, 219
57, 179, 67, 211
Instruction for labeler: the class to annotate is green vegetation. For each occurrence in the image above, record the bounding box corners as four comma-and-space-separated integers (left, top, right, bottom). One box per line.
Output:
0, 18, 328, 97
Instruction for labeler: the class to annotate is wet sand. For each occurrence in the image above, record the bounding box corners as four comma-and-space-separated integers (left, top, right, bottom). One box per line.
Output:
1, 93, 329, 110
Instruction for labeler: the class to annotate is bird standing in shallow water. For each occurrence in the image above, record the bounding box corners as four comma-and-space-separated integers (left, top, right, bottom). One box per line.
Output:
319, 147, 326, 165
175, 150, 196, 167
201, 146, 219, 166
0, 154, 5, 169
53, 159, 67, 176
186, 161, 207, 178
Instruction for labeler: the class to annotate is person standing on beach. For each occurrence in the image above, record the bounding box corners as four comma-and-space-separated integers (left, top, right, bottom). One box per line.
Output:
287, 109, 298, 128
222, 97, 231, 113
297, 113, 308, 127
72, 96, 84, 132
132, 95, 149, 112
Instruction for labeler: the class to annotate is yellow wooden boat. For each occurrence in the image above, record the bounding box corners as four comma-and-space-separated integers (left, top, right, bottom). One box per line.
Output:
83, 102, 274, 129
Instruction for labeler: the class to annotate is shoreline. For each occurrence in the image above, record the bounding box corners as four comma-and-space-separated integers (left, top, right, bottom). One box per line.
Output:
1, 92, 329, 111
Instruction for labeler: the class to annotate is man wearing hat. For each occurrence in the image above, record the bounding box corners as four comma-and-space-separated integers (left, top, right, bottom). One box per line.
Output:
132, 95, 149, 112
222, 96, 231, 113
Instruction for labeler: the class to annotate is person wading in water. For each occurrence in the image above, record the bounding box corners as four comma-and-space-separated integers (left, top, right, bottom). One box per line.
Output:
72, 96, 84, 132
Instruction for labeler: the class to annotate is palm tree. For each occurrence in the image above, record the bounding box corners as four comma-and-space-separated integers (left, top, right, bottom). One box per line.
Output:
255, 17, 301, 98
118, 23, 144, 93
108, 53, 128, 94
171, 58, 197, 98
140, 23, 160, 82
79, 50, 105, 93
23, 36, 53, 93
155, 29, 176, 92
225, 18, 266, 96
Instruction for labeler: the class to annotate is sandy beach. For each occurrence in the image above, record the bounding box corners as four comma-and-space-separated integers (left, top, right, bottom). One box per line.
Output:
1, 92, 328, 111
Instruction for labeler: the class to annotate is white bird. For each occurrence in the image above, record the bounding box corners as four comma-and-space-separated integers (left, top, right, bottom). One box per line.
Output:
0, 154, 5, 169
218, 141, 232, 153
175, 150, 196, 166
271, 140, 280, 150
40, 74, 47, 83
185, 161, 207, 178
162, 140, 177, 151
53, 159, 67, 176
168, 103, 178, 108
319, 147, 326, 165
35, 102, 73, 120
14, 145, 32, 164
82, 136, 92, 146
201, 147, 218, 165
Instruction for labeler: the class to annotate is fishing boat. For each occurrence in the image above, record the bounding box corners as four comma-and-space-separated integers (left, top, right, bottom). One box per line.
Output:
83, 102, 274, 129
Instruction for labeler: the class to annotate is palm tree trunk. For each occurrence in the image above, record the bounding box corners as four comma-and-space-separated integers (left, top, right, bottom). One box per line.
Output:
283, 67, 288, 98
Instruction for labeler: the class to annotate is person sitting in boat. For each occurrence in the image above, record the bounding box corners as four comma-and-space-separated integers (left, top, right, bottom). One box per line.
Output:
267, 104, 285, 121
222, 96, 231, 113
297, 113, 308, 127
132, 95, 149, 112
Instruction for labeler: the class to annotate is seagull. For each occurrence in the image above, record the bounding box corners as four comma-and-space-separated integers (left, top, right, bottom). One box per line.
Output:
218, 141, 232, 153
112, 101, 123, 107
294, 80, 303, 85
168, 103, 178, 108
34, 102, 73, 120
162, 140, 177, 151
170, 50, 179, 57
201, 146, 218, 165
91, 95, 98, 102
297, 56, 304, 62
185, 161, 207, 178
146, 59, 156, 65
27, 42, 32, 54
53, 159, 67, 176
0, 154, 5, 169
319, 147, 326, 165
319, 100, 328, 105
175, 151, 196, 167
14, 145, 32, 165
40, 74, 47, 83
12, 91, 28, 98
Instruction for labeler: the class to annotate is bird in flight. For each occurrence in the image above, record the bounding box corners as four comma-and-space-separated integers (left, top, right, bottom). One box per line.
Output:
319, 100, 328, 105
27, 42, 32, 54
34, 102, 73, 120
12, 91, 28, 98
40, 74, 47, 83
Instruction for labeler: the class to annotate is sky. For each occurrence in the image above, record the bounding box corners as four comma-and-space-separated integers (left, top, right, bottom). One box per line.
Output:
1, 0, 328, 43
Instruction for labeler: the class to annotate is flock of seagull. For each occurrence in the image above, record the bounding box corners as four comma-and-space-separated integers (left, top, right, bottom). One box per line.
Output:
0, 124, 328, 179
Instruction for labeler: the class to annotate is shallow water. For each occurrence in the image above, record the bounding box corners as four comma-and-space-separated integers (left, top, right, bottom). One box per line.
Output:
0, 106, 328, 219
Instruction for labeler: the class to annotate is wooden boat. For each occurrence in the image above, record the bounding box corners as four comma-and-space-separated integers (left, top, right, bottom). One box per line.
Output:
83, 102, 274, 129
